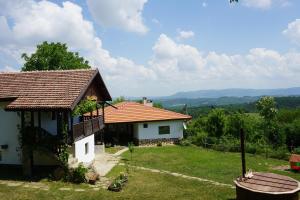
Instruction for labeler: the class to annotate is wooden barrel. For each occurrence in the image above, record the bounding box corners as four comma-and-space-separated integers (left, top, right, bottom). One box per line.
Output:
234, 172, 300, 200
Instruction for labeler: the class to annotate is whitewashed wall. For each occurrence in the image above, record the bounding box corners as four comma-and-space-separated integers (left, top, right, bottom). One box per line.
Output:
33, 112, 57, 135
0, 104, 21, 165
135, 120, 184, 140
74, 134, 95, 163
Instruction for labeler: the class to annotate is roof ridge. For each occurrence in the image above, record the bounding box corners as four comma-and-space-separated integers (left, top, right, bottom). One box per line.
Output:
0, 68, 97, 74
112, 101, 191, 118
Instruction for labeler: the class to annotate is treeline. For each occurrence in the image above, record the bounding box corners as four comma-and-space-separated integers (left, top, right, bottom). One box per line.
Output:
172, 96, 300, 119
181, 97, 300, 160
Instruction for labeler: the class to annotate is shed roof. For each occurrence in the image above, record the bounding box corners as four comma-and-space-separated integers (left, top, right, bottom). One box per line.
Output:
86, 101, 191, 123
0, 69, 111, 110
290, 154, 300, 163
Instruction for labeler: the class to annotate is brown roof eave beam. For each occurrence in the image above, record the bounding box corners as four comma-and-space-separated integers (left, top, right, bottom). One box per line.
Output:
4, 107, 72, 112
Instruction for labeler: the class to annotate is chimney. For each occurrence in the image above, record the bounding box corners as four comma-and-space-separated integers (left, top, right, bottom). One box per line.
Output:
142, 97, 153, 107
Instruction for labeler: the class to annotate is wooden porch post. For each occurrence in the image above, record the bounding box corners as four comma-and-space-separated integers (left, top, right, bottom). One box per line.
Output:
30, 111, 34, 175
70, 112, 74, 142
21, 111, 33, 177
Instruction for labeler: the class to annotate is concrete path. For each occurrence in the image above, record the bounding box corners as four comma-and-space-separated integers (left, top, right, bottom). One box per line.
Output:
93, 153, 119, 176
120, 164, 235, 189
92, 147, 128, 176
113, 147, 128, 156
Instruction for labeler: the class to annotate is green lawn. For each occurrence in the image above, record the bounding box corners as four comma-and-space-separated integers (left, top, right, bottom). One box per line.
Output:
1, 145, 299, 200
0, 165, 235, 200
122, 145, 300, 184
105, 146, 125, 154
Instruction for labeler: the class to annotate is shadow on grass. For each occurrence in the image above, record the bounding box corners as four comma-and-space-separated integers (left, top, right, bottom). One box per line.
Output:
0, 165, 56, 182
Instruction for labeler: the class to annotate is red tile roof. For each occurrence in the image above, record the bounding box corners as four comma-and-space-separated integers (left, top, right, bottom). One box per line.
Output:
86, 101, 191, 123
0, 69, 111, 110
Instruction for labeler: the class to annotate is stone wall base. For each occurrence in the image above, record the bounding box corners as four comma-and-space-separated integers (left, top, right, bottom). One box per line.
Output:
135, 138, 180, 146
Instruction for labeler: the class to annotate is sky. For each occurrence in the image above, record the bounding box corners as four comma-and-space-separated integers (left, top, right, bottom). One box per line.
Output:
0, 0, 300, 97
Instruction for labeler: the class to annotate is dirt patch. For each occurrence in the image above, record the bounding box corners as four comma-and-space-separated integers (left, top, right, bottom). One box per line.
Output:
272, 165, 290, 171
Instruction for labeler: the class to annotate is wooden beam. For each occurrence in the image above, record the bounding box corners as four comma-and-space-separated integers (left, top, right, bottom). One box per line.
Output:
240, 128, 246, 178
30, 111, 34, 127
21, 111, 25, 129
38, 111, 41, 129
70, 112, 74, 142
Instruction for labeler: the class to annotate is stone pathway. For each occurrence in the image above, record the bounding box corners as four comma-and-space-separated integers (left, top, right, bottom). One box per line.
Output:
120, 164, 235, 189
114, 147, 128, 156
0, 180, 50, 191
92, 147, 128, 176
0, 176, 111, 192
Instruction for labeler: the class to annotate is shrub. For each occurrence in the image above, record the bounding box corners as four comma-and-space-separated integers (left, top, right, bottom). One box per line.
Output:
108, 172, 128, 192
157, 142, 162, 147
294, 147, 300, 154
269, 146, 290, 161
178, 139, 191, 146
69, 163, 88, 183
190, 131, 208, 146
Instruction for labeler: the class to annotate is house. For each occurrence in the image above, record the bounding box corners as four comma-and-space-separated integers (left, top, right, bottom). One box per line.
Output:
85, 98, 191, 145
0, 69, 111, 175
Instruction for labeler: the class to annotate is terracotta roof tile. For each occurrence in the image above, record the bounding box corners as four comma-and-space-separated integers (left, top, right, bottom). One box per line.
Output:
0, 69, 110, 110
86, 101, 191, 123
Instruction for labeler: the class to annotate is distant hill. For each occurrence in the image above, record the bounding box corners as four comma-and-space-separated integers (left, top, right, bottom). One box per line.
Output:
166, 87, 300, 99
157, 96, 260, 108
121, 87, 300, 108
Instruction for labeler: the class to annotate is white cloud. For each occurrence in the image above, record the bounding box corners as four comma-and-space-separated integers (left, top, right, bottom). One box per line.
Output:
242, 0, 272, 9
146, 34, 300, 94
151, 18, 162, 27
176, 30, 195, 40
0, 0, 154, 96
283, 19, 300, 46
241, 0, 291, 9
86, 0, 148, 34
0, 0, 300, 96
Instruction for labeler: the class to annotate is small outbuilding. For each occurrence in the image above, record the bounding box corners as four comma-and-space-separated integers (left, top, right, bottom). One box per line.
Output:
86, 98, 191, 145
290, 154, 300, 171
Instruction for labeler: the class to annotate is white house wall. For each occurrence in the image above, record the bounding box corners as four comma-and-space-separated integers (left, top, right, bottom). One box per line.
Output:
34, 112, 57, 135
0, 104, 21, 165
135, 120, 184, 140
74, 134, 95, 163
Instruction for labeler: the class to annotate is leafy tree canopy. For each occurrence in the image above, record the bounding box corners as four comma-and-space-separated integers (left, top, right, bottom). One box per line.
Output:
21, 42, 90, 71
256, 96, 277, 121
112, 96, 125, 105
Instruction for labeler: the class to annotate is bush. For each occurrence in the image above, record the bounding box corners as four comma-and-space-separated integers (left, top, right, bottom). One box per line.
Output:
108, 172, 128, 192
178, 139, 192, 146
157, 142, 162, 147
269, 146, 290, 161
190, 131, 208, 146
294, 147, 300, 154
69, 163, 88, 183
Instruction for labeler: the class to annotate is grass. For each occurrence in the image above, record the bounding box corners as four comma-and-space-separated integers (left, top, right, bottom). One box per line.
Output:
105, 146, 125, 154
121, 145, 300, 184
1, 145, 299, 200
0, 165, 235, 200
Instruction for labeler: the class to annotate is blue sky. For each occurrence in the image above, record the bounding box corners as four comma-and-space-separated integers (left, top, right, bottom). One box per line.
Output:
0, 0, 300, 97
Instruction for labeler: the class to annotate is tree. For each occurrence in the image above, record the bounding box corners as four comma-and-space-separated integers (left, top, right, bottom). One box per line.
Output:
256, 97, 283, 146
206, 108, 226, 137
226, 112, 244, 138
112, 96, 125, 105
21, 42, 90, 71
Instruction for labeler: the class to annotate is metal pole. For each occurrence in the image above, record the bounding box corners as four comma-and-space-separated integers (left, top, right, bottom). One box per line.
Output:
240, 128, 246, 177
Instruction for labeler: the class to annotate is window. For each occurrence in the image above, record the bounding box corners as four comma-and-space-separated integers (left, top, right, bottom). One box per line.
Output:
143, 123, 148, 128
85, 143, 89, 155
159, 126, 170, 135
